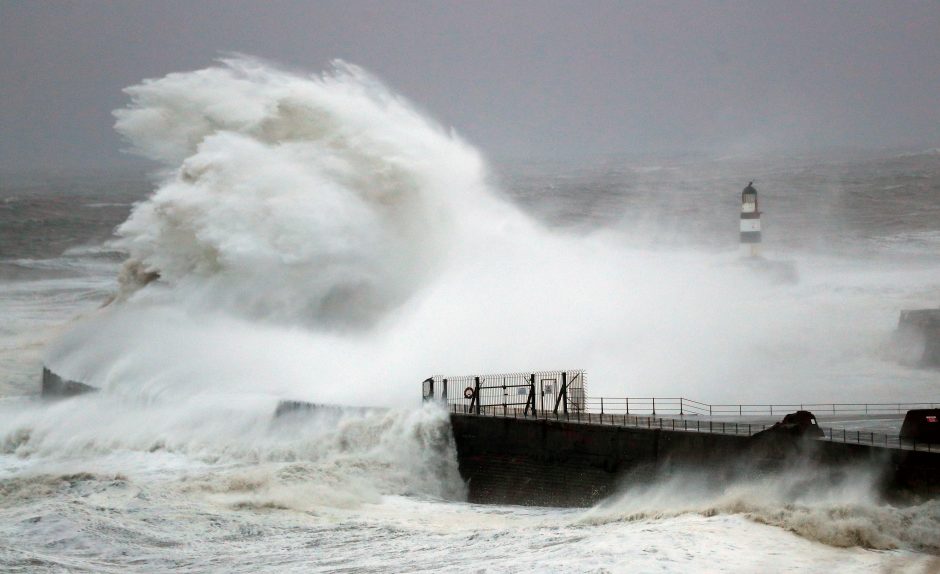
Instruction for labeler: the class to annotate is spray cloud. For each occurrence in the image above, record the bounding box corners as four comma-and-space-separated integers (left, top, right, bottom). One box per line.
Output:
42, 57, 938, 407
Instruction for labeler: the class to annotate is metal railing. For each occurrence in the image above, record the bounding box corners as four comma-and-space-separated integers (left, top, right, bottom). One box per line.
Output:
579, 397, 939, 417
447, 404, 938, 453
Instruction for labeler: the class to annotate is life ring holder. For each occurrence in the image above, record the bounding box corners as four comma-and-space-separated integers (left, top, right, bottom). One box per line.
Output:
463, 387, 475, 399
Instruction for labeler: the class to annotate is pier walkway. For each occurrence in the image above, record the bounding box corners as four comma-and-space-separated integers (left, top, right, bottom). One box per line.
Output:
424, 370, 938, 454
428, 371, 940, 505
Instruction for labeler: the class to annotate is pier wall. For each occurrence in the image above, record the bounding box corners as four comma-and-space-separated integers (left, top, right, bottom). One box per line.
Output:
450, 413, 940, 507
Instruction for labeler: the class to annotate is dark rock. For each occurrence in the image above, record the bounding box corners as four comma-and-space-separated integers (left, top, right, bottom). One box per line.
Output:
41, 367, 96, 398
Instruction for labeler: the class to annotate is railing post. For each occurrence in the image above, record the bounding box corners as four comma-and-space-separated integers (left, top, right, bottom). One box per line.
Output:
442, 378, 447, 402
680, 398, 684, 416
530, 373, 536, 417
601, 397, 604, 416
652, 397, 656, 416
625, 397, 629, 415
553, 371, 568, 415
474, 377, 481, 415
562, 371, 568, 414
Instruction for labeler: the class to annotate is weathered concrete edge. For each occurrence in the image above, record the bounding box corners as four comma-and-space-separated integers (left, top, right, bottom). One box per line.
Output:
450, 413, 940, 507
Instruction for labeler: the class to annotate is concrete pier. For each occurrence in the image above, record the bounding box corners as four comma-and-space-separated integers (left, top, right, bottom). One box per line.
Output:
450, 412, 940, 506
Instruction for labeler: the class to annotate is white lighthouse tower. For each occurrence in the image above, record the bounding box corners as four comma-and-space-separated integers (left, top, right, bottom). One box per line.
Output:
740, 181, 761, 257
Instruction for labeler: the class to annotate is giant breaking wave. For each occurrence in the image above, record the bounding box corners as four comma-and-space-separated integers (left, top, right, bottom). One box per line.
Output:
110, 56, 498, 327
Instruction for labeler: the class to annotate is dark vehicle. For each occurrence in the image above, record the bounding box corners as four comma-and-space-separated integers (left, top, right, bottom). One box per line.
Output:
900, 409, 940, 443
753, 410, 824, 439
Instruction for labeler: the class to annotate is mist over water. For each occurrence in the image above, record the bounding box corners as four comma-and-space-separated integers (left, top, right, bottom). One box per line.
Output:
2, 58, 940, 570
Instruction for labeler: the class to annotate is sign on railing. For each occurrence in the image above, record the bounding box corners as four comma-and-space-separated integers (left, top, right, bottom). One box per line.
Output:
423, 370, 587, 416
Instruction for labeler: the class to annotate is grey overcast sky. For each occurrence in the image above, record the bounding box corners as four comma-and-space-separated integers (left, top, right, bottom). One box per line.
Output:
2, 1, 939, 170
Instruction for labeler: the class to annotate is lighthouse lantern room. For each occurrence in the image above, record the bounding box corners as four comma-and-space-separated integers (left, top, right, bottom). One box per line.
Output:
740, 181, 762, 256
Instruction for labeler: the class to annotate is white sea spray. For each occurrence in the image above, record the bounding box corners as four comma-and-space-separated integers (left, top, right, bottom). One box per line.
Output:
1, 57, 938, 571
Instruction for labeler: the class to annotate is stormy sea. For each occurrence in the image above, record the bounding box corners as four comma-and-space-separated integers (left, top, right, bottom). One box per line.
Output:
1, 58, 939, 572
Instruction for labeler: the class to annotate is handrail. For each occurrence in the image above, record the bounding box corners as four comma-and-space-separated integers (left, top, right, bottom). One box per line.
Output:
423, 373, 936, 418
449, 403, 938, 453
579, 397, 938, 417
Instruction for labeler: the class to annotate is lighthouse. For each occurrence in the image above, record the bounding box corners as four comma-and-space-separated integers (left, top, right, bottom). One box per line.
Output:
740, 181, 761, 257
